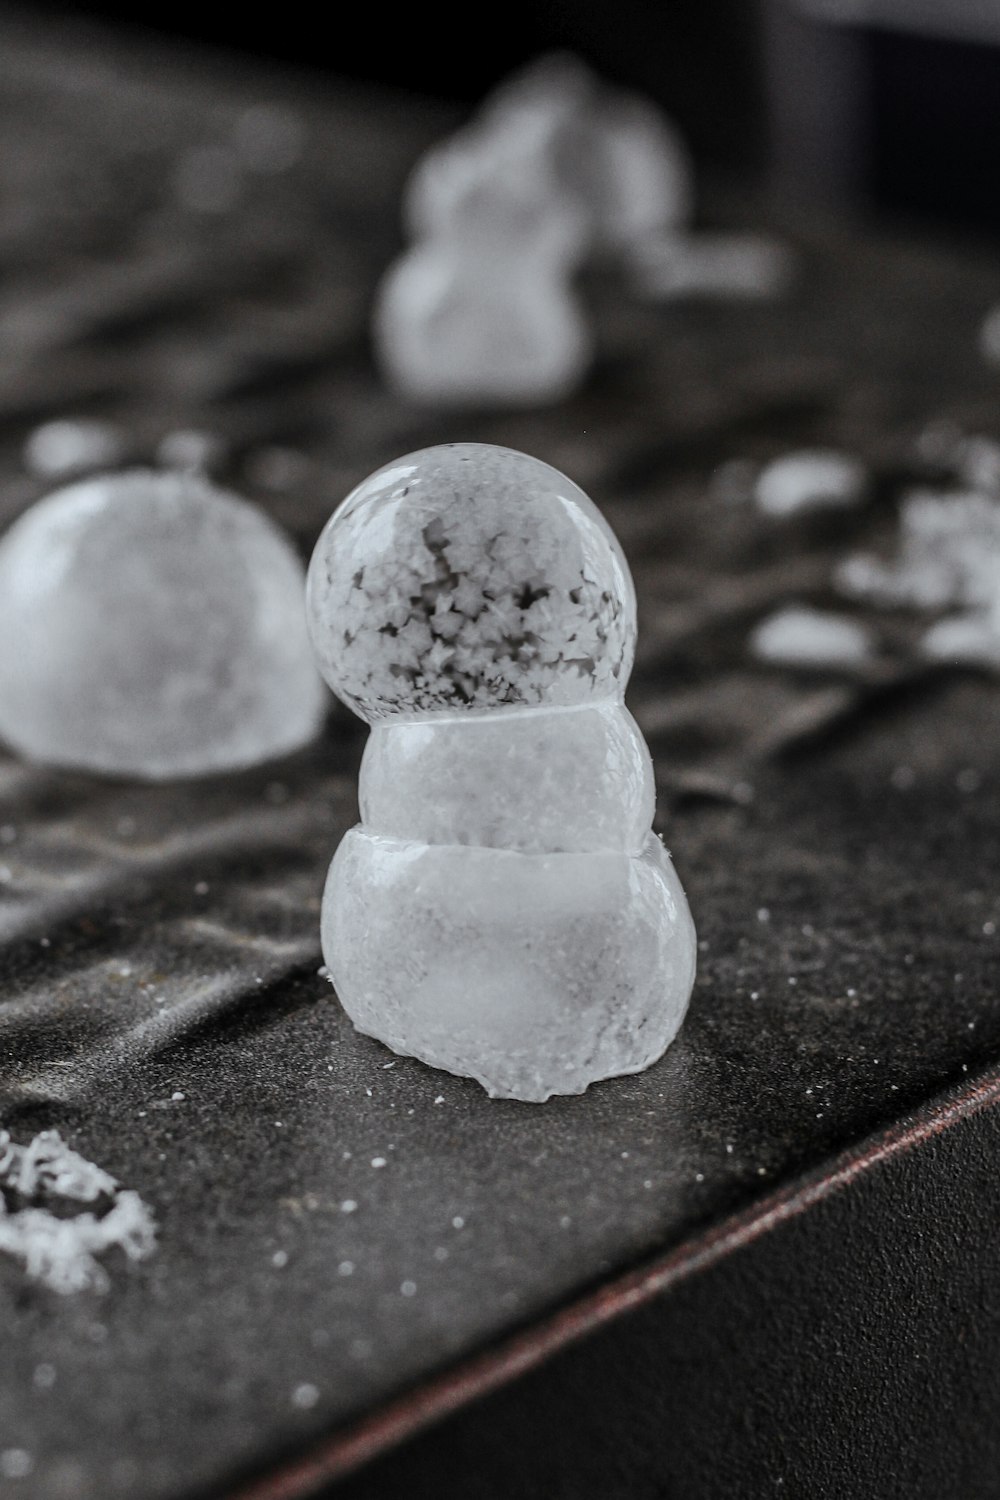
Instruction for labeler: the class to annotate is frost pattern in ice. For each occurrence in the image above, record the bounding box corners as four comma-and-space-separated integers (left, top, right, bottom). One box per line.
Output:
0, 1129, 156, 1294
307, 443, 697, 1102
0, 469, 327, 778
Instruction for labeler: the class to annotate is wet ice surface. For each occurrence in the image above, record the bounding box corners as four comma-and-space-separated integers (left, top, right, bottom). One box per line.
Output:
0, 1129, 156, 1293
0, 469, 326, 778
307, 443, 696, 1101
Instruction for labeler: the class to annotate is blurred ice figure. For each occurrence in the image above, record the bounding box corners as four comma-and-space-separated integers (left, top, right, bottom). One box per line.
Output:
376, 108, 592, 406
379, 53, 699, 406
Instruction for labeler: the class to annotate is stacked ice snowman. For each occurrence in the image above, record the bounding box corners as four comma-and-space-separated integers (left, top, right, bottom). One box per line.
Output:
306, 443, 696, 1101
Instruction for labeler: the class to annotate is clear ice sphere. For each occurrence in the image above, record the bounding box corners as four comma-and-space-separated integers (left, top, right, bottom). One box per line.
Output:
306, 444, 636, 721
361, 702, 654, 853
0, 469, 326, 779
322, 828, 696, 1102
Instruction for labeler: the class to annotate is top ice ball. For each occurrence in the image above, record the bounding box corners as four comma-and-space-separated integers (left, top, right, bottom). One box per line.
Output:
306, 444, 637, 721
0, 469, 326, 779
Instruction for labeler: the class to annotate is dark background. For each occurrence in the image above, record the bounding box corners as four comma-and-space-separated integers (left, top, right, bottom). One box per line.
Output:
20, 0, 1000, 233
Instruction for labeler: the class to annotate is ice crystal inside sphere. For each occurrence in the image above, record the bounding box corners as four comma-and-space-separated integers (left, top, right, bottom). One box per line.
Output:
306, 444, 636, 720
0, 470, 326, 779
306, 442, 696, 1102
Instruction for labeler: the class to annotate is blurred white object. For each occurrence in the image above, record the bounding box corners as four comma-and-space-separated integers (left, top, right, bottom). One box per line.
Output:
629, 231, 796, 301
156, 428, 226, 473
0, 470, 326, 778
921, 609, 1000, 667
24, 418, 124, 479
980, 304, 1000, 367
838, 490, 1000, 611
376, 122, 591, 406
751, 604, 872, 666
755, 449, 868, 516
382, 53, 698, 406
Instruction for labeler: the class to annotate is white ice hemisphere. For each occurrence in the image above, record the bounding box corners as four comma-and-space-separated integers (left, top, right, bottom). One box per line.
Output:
306, 442, 697, 1101
0, 470, 326, 779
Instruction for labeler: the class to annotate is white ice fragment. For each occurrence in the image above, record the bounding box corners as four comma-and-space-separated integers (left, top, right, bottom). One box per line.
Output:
921, 610, 1000, 668
0, 469, 326, 778
979, 304, 1000, 367
292, 1382, 320, 1409
306, 443, 696, 1102
750, 606, 872, 668
755, 450, 867, 517
837, 489, 1000, 612
24, 419, 124, 480
0, 1129, 156, 1295
628, 232, 795, 302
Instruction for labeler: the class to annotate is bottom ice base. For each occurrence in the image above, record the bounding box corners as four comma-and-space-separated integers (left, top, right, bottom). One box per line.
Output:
322, 828, 697, 1102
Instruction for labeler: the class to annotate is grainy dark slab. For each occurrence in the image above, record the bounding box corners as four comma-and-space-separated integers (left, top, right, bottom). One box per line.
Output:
1, 14, 1000, 1500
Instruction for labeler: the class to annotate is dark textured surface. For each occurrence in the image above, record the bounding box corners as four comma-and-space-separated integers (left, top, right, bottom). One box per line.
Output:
1, 14, 1000, 1500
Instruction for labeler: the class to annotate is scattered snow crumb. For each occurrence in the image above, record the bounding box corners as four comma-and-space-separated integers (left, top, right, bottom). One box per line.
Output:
400, 1280, 417, 1297
194, 882, 209, 896
984, 921, 996, 936
171, 1092, 185, 1102
0, 1129, 156, 1294
725, 1144, 734, 1154
434, 1096, 445, 1105
757, 1166, 767, 1175
755, 450, 866, 517
451, 1216, 465, 1230
292, 1382, 320, 1410
371, 1157, 387, 1169
341, 1200, 357, 1214
434, 1246, 449, 1261
338, 1261, 354, 1277
33, 1364, 56, 1391
751, 606, 872, 668
559, 1215, 572, 1228
694, 1173, 705, 1183
272, 1250, 289, 1268
757, 907, 770, 923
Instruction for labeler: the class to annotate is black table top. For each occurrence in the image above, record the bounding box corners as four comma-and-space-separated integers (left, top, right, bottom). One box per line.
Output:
1, 15, 1000, 1500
